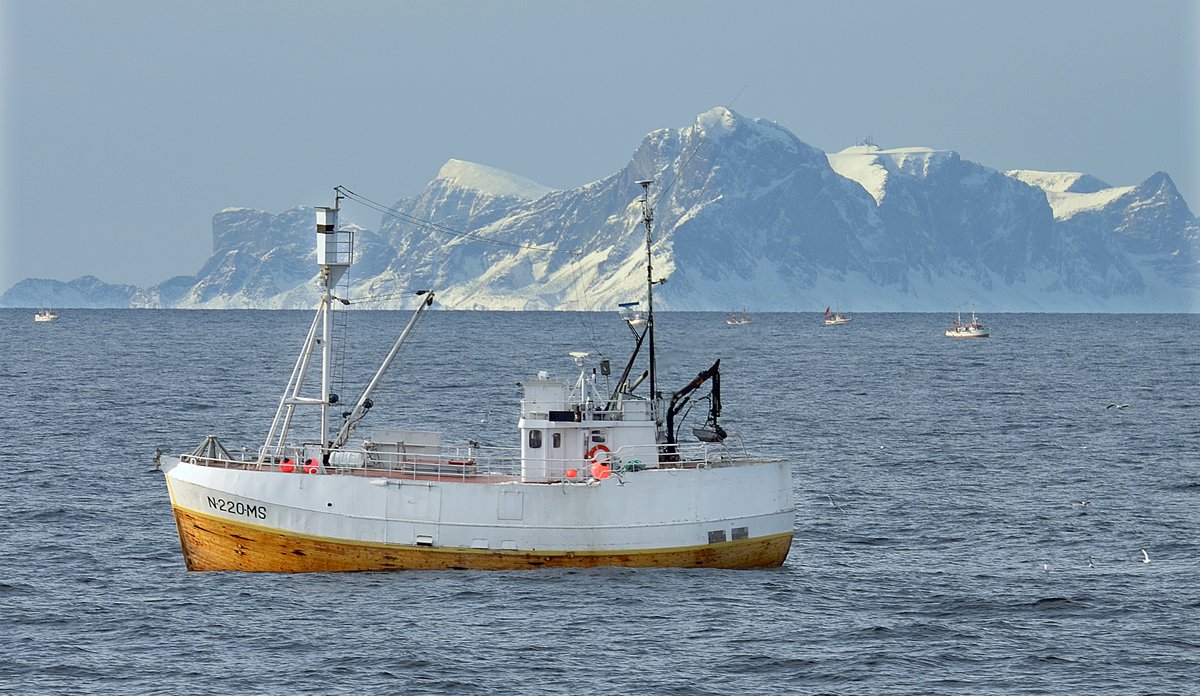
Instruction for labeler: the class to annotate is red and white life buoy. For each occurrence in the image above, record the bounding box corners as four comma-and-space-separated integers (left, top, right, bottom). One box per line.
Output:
586, 444, 611, 466
587, 444, 612, 479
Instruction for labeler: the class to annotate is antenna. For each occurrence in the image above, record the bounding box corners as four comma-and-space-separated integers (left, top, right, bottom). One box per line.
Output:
637, 179, 661, 433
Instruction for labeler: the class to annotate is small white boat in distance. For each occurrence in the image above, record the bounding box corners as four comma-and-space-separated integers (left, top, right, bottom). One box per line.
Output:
823, 306, 852, 325
946, 309, 989, 338
726, 309, 752, 326
34, 308, 59, 322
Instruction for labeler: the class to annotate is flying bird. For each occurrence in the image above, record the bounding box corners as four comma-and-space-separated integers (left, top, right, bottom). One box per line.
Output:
1106, 403, 1130, 410
1141, 549, 1151, 564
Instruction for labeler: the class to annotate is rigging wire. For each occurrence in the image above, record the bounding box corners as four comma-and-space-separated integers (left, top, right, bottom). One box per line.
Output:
335, 186, 580, 257
565, 249, 605, 360
334, 90, 746, 349
648, 85, 739, 208
334, 267, 350, 404
335, 185, 609, 354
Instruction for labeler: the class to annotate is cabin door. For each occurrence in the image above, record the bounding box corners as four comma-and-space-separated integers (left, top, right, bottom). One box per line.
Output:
385, 483, 442, 545
546, 428, 567, 478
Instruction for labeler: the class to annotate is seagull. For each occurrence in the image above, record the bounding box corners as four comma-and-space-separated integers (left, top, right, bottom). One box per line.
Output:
825, 494, 847, 513
1106, 403, 1131, 410
1088, 558, 1095, 568
1141, 549, 1151, 564
1072, 500, 1093, 507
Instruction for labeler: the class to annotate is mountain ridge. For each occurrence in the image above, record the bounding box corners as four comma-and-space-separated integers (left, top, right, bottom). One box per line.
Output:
4, 107, 1197, 312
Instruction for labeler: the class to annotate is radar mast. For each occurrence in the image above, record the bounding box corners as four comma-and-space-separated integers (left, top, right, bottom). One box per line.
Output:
636, 179, 662, 434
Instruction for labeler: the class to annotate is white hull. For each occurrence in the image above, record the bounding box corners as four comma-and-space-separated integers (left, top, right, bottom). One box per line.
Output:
946, 309, 987, 338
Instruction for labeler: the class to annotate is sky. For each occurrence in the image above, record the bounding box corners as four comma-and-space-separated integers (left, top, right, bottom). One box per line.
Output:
2, 0, 1197, 292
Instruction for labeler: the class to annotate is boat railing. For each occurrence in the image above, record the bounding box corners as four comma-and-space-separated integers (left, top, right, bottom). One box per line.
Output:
349, 444, 521, 481
181, 439, 766, 482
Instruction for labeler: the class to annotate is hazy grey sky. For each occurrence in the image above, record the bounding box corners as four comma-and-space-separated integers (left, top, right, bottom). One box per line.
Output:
2, 0, 1196, 292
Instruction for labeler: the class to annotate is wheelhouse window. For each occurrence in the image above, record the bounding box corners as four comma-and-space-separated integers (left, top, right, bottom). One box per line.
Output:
528, 430, 543, 449
551, 433, 562, 448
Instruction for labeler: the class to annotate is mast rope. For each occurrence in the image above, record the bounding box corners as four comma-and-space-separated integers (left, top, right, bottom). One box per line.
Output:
335, 266, 350, 401
565, 251, 605, 358
335, 186, 582, 256
647, 86, 745, 224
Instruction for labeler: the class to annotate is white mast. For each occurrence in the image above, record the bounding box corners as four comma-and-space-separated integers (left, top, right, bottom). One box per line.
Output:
260, 196, 352, 460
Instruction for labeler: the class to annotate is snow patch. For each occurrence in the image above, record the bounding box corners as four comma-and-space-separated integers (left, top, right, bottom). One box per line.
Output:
1006, 169, 1134, 219
827, 145, 953, 205
691, 107, 795, 150
1003, 168, 1132, 217
827, 145, 889, 204
694, 107, 739, 141
1005, 170, 1110, 193
436, 159, 555, 200
1044, 187, 1135, 220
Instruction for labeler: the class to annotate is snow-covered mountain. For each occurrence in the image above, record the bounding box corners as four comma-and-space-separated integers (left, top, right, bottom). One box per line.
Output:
3, 275, 141, 309
4, 108, 1197, 311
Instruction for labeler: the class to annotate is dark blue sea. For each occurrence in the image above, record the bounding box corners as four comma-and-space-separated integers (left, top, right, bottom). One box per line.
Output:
3, 309, 1198, 694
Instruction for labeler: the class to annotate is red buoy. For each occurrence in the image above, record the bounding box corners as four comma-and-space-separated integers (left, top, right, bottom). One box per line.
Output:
280, 458, 295, 473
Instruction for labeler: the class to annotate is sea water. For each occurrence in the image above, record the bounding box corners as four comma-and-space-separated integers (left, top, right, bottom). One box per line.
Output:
2, 309, 1197, 694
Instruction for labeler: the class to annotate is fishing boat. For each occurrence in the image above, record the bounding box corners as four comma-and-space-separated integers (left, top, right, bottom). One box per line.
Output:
34, 308, 59, 322
945, 309, 989, 338
725, 309, 752, 326
617, 301, 646, 327
823, 307, 852, 325
160, 182, 795, 572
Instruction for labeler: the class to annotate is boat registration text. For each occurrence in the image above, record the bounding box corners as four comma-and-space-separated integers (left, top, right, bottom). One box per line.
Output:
207, 496, 267, 520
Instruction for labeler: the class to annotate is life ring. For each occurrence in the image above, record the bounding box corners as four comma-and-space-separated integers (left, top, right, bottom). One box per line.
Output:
587, 444, 612, 479
586, 444, 611, 467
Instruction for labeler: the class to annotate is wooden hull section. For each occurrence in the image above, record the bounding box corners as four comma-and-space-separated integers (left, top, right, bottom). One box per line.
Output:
172, 506, 794, 572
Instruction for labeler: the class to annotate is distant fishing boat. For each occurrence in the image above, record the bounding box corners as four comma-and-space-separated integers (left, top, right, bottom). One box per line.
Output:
159, 182, 794, 572
618, 301, 646, 327
823, 306, 852, 325
946, 309, 989, 338
34, 308, 59, 322
726, 309, 752, 326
